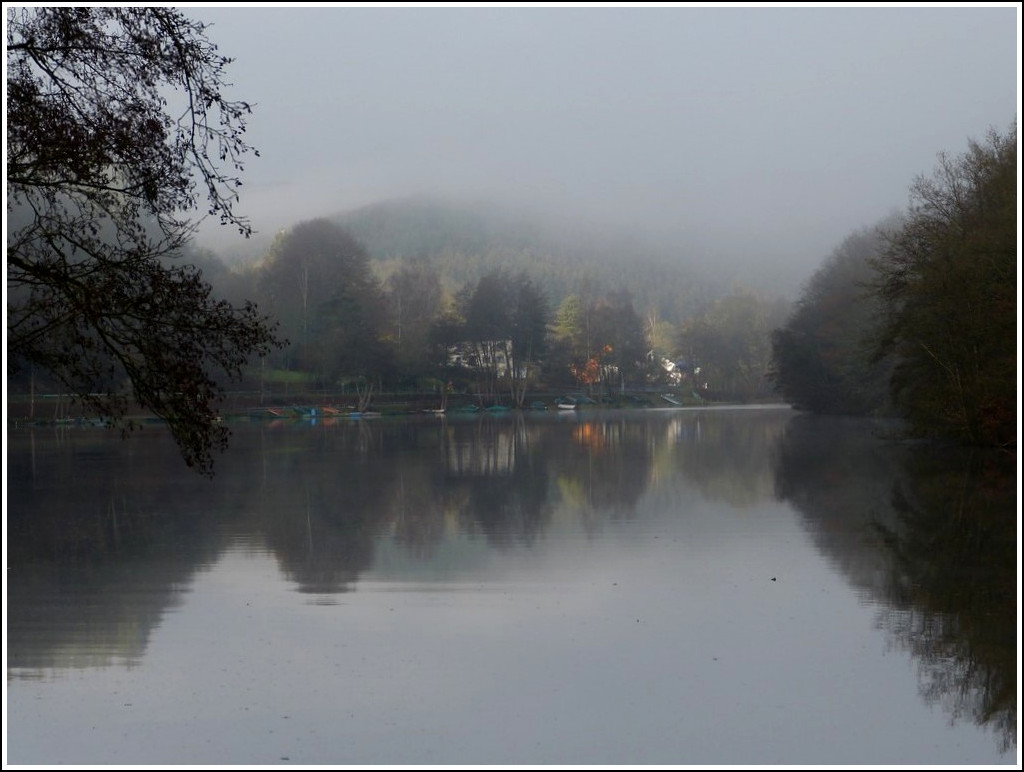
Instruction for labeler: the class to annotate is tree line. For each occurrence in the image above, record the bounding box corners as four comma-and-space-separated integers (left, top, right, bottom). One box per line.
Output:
770, 122, 1017, 449
207, 216, 788, 410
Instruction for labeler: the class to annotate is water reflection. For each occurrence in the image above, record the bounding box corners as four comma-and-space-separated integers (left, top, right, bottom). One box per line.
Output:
4, 410, 792, 676
670, 407, 788, 507
773, 415, 1017, 754
874, 446, 1017, 755
6, 427, 237, 676
6, 408, 1017, 758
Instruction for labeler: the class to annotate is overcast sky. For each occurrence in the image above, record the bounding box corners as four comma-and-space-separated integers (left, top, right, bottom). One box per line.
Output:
187, 4, 1020, 277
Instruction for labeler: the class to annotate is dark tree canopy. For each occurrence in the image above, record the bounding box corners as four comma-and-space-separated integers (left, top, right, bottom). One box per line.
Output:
454, 268, 551, 406
6, 7, 282, 474
770, 225, 895, 415
254, 219, 392, 404
770, 123, 1016, 445
872, 123, 1017, 447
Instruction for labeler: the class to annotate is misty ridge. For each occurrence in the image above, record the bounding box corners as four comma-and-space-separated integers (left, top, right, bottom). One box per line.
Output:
200, 192, 802, 327
339, 195, 751, 319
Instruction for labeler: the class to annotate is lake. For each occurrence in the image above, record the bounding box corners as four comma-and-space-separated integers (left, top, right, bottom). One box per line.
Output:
5, 406, 1017, 765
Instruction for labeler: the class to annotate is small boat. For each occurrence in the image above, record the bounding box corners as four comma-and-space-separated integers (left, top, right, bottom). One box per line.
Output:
661, 393, 682, 406
556, 401, 578, 410
265, 406, 297, 418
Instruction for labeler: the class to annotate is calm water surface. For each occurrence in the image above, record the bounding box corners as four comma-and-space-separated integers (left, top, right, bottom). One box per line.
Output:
5, 407, 1017, 765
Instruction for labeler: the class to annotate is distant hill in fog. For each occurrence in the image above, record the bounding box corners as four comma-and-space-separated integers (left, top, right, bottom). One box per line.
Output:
331, 195, 765, 323
198, 193, 812, 320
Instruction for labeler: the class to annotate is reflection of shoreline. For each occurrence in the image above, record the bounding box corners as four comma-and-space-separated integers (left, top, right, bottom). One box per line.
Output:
660, 407, 793, 507
774, 416, 1017, 754
6, 426, 240, 675
6, 569, 182, 677
873, 446, 1017, 755
6, 521, 220, 675
4, 408, 806, 677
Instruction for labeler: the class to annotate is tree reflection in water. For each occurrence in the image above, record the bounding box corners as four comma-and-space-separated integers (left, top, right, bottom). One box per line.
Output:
554, 416, 653, 527
445, 416, 553, 549
8, 409, 1016, 758
873, 446, 1017, 754
774, 415, 1016, 755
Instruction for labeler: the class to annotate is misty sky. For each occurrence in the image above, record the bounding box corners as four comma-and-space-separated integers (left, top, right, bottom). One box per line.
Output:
187, 4, 1019, 276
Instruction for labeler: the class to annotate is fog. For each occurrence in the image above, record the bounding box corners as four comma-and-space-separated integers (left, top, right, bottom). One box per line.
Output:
187, 4, 1019, 279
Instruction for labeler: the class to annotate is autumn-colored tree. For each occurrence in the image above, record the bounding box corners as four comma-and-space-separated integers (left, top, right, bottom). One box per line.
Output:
552, 290, 645, 394
590, 292, 647, 394
570, 345, 612, 389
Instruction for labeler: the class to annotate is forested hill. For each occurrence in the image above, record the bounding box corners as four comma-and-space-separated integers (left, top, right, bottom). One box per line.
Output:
332, 195, 740, 324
